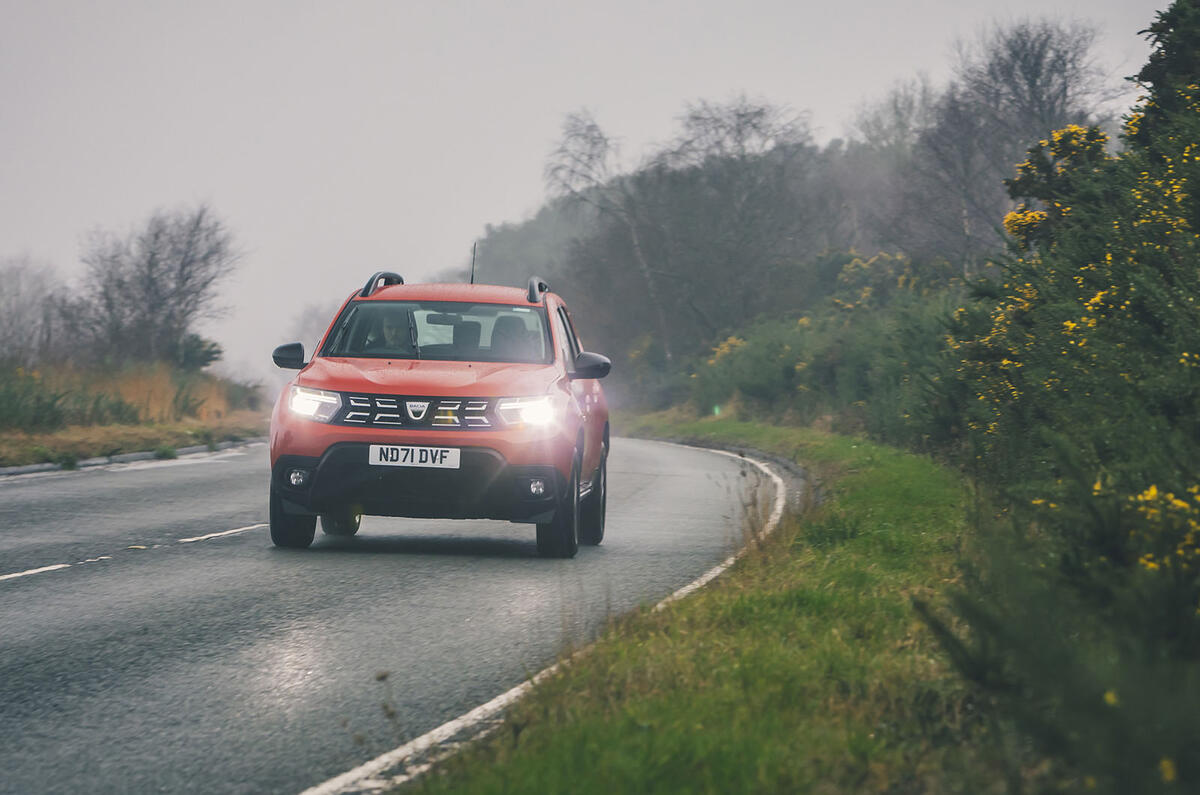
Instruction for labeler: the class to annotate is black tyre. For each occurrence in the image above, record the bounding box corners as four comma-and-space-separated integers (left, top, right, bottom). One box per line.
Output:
579, 452, 606, 546
269, 486, 316, 548
536, 454, 580, 558
320, 508, 361, 537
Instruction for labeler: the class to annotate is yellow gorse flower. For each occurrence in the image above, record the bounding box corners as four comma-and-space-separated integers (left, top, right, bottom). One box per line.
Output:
1003, 207, 1048, 242
1130, 484, 1200, 572
706, 335, 746, 366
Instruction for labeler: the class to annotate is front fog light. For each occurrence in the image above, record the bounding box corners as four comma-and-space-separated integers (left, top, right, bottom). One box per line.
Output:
288, 385, 341, 422
529, 478, 546, 496
497, 396, 555, 427
288, 469, 310, 487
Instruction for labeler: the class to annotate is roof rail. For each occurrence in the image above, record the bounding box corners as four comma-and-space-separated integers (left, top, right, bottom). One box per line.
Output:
360, 271, 404, 297
526, 276, 550, 303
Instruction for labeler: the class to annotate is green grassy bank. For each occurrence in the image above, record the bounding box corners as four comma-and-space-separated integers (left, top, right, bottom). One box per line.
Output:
404, 414, 1000, 793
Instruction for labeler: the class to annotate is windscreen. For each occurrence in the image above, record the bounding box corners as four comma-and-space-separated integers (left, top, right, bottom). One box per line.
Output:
319, 300, 552, 364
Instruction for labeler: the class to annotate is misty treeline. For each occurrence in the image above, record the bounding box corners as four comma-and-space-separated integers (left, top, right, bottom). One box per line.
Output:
460, 18, 1116, 406
0, 204, 237, 371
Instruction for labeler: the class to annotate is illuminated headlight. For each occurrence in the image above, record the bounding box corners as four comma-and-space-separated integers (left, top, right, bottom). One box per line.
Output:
288, 385, 342, 422
497, 396, 556, 427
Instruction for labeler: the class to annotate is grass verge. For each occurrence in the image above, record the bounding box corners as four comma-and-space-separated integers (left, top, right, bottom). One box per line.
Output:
403, 412, 1000, 793
0, 410, 267, 468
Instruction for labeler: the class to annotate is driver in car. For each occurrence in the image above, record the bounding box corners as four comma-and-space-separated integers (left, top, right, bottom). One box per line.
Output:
367, 312, 414, 354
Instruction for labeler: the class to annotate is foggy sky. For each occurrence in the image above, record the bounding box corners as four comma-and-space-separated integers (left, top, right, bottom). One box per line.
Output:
2, 0, 1163, 380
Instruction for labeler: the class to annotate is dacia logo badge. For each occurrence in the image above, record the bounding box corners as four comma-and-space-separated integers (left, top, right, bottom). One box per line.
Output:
405, 400, 430, 421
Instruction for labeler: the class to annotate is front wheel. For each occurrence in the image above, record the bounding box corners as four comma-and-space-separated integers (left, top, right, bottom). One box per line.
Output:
536, 455, 580, 558
579, 453, 606, 546
270, 486, 316, 548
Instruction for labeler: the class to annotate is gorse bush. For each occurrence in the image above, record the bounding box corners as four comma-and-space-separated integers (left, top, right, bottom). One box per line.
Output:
913, 3, 1200, 790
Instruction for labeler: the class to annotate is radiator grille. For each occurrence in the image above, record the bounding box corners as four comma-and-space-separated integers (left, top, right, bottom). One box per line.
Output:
336, 394, 494, 429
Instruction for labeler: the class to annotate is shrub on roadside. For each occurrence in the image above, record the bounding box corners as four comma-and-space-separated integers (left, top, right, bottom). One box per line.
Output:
919, 4, 1200, 789
687, 282, 964, 449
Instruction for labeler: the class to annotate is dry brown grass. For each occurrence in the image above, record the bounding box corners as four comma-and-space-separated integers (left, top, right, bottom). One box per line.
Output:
40, 364, 236, 422
0, 410, 267, 467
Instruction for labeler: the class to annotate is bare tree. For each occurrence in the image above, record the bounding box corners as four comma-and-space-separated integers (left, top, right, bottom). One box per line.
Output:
893, 19, 1116, 270
655, 98, 813, 334
546, 100, 813, 360
0, 256, 59, 367
665, 99, 808, 166
545, 111, 676, 360
853, 76, 937, 162
912, 85, 1007, 270
66, 204, 239, 366
844, 78, 939, 253
955, 19, 1117, 145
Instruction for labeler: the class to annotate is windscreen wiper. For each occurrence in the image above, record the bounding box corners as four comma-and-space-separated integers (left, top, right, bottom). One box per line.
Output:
407, 309, 421, 359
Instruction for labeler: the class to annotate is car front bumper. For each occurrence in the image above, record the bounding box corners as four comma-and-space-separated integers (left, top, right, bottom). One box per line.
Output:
272, 442, 564, 523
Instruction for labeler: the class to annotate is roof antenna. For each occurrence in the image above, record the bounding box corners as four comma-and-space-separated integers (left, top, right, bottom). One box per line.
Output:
470, 241, 477, 284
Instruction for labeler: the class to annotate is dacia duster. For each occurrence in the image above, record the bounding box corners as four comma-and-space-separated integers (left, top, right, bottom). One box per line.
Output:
268, 273, 611, 558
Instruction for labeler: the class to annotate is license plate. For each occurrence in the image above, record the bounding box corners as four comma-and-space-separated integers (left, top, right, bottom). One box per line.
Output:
368, 445, 461, 469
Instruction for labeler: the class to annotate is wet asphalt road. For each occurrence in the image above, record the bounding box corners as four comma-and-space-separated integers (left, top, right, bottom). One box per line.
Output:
0, 438, 764, 794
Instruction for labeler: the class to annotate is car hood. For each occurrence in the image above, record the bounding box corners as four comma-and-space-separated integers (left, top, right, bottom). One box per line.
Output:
296, 357, 561, 397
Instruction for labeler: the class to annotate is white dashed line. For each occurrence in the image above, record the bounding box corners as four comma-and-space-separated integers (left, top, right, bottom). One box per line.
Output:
177, 523, 267, 544
1, 523, 267, 585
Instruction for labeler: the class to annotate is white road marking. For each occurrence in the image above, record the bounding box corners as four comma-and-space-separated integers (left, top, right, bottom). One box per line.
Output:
177, 523, 267, 544
0, 563, 73, 582
300, 444, 790, 795
1, 523, 267, 585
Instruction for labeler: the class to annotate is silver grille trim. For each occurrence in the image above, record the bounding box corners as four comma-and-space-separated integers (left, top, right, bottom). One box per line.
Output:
335, 394, 494, 429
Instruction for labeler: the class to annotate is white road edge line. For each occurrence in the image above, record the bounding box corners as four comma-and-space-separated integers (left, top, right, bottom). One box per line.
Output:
0, 563, 73, 582
300, 662, 564, 795
177, 523, 267, 544
299, 444, 790, 795
653, 447, 786, 612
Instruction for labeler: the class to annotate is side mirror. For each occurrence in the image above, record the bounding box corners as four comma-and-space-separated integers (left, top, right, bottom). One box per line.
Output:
570, 351, 611, 380
272, 342, 306, 369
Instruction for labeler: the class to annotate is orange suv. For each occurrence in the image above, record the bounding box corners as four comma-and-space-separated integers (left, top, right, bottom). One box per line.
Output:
268, 273, 611, 558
